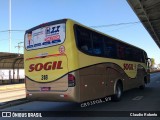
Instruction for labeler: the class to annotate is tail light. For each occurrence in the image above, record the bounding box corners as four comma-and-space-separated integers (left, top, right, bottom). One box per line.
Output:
68, 74, 76, 87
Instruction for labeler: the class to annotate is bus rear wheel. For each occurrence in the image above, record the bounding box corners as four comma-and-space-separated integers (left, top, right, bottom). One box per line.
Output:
112, 82, 123, 102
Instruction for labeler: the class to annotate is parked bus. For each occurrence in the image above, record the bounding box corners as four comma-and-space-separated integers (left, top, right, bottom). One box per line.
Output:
24, 19, 150, 102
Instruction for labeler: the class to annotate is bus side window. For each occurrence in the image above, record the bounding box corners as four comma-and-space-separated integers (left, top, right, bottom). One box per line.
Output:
136, 51, 142, 62
133, 50, 142, 62
92, 33, 103, 56
117, 44, 125, 60
140, 51, 144, 62
81, 45, 88, 51
104, 37, 117, 58
76, 26, 92, 54
125, 47, 133, 61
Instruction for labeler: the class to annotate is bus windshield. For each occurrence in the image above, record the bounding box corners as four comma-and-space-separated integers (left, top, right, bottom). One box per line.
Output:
25, 23, 65, 50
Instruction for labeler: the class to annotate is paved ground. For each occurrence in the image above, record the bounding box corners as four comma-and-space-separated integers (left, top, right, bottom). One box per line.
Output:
0, 73, 160, 120
0, 84, 25, 103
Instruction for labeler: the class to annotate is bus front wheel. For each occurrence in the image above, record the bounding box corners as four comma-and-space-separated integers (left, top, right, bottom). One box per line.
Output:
112, 82, 123, 102
139, 77, 146, 90
139, 84, 145, 90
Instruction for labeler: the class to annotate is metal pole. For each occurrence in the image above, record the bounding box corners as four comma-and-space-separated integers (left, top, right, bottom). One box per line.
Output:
9, 0, 12, 84
9, 0, 11, 52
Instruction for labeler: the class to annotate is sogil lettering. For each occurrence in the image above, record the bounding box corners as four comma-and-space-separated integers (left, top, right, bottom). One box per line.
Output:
29, 61, 63, 72
123, 63, 134, 70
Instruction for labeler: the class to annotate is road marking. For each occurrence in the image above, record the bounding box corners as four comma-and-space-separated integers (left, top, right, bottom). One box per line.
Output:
132, 96, 143, 100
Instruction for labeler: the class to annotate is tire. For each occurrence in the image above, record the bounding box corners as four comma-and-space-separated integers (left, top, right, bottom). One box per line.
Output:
139, 84, 145, 90
139, 78, 146, 90
112, 82, 123, 102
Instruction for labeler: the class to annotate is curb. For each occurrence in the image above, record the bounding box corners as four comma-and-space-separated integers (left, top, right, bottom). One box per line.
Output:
0, 98, 30, 109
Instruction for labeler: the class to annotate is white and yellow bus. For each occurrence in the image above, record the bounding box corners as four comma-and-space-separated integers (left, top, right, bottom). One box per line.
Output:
24, 19, 150, 102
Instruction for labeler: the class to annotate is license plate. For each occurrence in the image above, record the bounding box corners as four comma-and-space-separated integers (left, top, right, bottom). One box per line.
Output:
41, 87, 51, 91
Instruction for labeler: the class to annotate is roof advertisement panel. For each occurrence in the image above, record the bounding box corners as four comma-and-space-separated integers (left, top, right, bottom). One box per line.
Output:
25, 23, 65, 50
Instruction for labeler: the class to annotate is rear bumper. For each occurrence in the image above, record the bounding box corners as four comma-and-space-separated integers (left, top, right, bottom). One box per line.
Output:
26, 88, 80, 102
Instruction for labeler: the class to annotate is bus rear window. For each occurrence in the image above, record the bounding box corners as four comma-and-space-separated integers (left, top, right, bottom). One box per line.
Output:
25, 23, 65, 50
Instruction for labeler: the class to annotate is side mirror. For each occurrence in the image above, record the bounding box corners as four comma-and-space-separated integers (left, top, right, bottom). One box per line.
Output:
146, 58, 151, 68
146, 58, 151, 60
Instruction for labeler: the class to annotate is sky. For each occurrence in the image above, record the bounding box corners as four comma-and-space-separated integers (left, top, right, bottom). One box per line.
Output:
0, 0, 160, 64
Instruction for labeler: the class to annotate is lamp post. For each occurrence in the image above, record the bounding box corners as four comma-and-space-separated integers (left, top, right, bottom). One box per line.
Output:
9, 0, 12, 53
8, 0, 12, 83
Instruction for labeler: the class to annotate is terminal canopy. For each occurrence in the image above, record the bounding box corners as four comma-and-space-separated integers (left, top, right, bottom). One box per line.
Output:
128, 0, 160, 48
0, 52, 23, 69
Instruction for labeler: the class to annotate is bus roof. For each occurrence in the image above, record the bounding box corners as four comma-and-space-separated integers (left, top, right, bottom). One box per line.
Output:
25, 19, 67, 34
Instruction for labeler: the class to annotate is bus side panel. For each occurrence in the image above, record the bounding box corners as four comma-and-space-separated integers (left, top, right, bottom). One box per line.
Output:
105, 63, 128, 92
78, 63, 129, 102
79, 64, 106, 102
78, 62, 146, 102
106, 68, 123, 94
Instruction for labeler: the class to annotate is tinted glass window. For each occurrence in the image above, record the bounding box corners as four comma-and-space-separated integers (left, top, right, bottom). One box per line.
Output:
75, 26, 92, 54
139, 51, 144, 62
117, 44, 125, 60
132, 50, 144, 62
125, 47, 133, 61
74, 24, 145, 63
104, 37, 117, 58
92, 32, 104, 56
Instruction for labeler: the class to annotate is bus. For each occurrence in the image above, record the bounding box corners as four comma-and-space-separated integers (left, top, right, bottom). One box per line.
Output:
24, 19, 150, 102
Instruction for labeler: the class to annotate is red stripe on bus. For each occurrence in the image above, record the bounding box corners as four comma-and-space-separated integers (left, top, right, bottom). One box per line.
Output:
25, 53, 66, 61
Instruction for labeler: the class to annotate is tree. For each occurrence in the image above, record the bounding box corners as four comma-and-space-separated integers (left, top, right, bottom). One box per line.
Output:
150, 58, 155, 68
